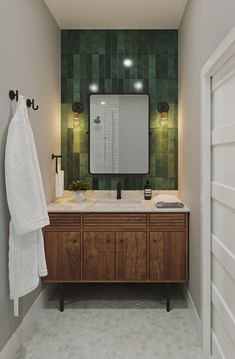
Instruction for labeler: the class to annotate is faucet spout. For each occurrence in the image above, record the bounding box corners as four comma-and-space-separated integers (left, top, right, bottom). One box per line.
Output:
117, 182, 122, 200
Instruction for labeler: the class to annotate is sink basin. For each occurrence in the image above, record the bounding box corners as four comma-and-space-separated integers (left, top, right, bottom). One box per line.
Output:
93, 199, 143, 209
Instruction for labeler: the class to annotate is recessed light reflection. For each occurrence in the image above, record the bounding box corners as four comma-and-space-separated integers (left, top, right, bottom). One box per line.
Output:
134, 81, 143, 90
89, 83, 98, 92
123, 58, 133, 67
100, 101, 106, 105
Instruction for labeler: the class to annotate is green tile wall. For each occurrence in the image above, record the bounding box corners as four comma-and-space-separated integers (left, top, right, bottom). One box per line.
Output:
61, 30, 178, 190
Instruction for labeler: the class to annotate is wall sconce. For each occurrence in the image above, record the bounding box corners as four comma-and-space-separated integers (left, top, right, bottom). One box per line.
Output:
157, 102, 169, 127
72, 102, 84, 127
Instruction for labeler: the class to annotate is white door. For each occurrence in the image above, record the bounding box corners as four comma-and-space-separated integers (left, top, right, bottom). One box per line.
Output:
210, 55, 235, 359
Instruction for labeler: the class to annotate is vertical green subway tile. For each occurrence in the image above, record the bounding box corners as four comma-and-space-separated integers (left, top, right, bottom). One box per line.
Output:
129, 31, 137, 54
142, 54, 149, 79
73, 54, 80, 79
117, 54, 124, 79
105, 79, 112, 92
111, 31, 118, 54
168, 51, 177, 79
73, 126, 80, 153
73, 153, 80, 180
86, 55, 92, 79
124, 30, 130, 54
168, 129, 175, 153
99, 54, 105, 79
80, 129, 88, 153
167, 104, 175, 129
73, 79, 80, 102
168, 153, 175, 178
162, 153, 168, 178
105, 31, 112, 54
105, 53, 111, 78
61, 30, 178, 190
149, 55, 156, 79
92, 54, 99, 79
136, 54, 143, 78
79, 55, 87, 79
117, 31, 125, 54
118, 79, 123, 93
155, 153, 162, 177
66, 79, 73, 103
168, 79, 178, 103
111, 54, 117, 79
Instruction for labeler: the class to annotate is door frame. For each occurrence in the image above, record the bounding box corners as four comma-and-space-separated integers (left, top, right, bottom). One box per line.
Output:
201, 26, 235, 358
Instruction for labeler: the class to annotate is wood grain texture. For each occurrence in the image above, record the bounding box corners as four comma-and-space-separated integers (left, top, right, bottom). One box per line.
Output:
45, 213, 81, 231
44, 231, 81, 281
116, 232, 147, 280
149, 213, 186, 231
83, 213, 147, 231
83, 232, 115, 280
149, 232, 186, 281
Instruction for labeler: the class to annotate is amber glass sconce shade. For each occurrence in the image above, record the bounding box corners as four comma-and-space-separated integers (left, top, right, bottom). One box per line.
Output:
157, 102, 169, 127
72, 102, 84, 127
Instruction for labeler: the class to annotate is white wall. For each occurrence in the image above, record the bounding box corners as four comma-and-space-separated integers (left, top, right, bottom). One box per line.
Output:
179, 0, 235, 318
0, 0, 60, 351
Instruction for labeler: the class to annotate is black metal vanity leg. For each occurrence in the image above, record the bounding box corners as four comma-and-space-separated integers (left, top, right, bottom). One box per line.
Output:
60, 283, 64, 312
166, 283, 171, 312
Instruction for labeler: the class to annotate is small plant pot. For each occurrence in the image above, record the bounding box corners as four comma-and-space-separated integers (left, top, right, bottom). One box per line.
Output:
74, 190, 86, 202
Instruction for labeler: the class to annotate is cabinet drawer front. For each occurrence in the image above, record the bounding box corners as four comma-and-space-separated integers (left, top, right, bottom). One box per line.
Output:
46, 213, 81, 231
84, 213, 147, 230
149, 213, 186, 231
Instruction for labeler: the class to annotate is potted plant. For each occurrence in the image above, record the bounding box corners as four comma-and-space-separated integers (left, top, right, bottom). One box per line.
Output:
68, 179, 90, 202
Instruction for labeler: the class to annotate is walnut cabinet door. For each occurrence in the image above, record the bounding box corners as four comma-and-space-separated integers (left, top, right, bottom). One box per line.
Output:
116, 232, 147, 280
149, 232, 187, 281
44, 231, 81, 281
83, 232, 115, 280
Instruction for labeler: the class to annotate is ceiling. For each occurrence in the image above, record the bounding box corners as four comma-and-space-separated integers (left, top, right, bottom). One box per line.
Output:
43, 0, 188, 29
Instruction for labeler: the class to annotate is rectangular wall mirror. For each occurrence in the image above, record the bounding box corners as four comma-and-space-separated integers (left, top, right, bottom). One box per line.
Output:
89, 94, 149, 174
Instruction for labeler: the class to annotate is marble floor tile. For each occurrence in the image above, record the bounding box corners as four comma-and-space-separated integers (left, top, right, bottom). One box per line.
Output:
16, 284, 203, 359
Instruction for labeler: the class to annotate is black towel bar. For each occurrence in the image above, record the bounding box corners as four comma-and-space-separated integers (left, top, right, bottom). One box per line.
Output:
52, 154, 62, 174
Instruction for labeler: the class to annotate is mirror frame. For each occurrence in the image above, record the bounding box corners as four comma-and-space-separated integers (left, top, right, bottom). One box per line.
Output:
88, 93, 150, 175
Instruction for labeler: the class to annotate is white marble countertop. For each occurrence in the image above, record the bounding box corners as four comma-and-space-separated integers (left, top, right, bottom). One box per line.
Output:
47, 190, 190, 213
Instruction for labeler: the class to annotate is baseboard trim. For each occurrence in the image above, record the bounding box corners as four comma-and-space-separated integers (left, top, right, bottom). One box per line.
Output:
0, 284, 56, 359
180, 284, 202, 345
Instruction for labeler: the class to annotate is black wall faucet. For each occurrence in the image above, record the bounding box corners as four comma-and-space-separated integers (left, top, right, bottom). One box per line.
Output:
117, 182, 122, 200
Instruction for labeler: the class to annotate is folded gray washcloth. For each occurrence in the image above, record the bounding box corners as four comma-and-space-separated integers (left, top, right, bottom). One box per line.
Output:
156, 201, 184, 208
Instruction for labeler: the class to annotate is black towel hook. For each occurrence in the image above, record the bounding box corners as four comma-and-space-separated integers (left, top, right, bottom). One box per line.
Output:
9, 90, 18, 102
26, 98, 39, 111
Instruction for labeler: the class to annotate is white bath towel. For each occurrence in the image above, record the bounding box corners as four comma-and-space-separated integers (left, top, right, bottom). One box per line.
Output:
5, 95, 49, 316
55, 170, 64, 197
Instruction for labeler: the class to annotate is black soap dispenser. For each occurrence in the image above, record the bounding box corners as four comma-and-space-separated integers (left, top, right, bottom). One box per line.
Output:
144, 180, 152, 200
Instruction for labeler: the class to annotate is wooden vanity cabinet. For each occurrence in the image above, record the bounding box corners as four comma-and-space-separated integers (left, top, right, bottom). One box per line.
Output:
43, 212, 188, 310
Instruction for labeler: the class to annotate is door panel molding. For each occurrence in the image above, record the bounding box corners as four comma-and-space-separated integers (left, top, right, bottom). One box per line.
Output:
201, 26, 235, 357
